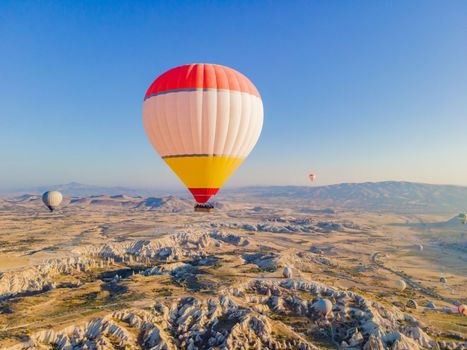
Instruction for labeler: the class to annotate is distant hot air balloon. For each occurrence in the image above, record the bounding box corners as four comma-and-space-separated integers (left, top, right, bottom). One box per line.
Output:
406, 299, 418, 309
142, 64, 263, 211
393, 279, 407, 291
283, 266, 292, 279
42, 191, 63, 212
458, 304, 467, 316
458, 213, 466, 225
439, 277, 447, 284
313, 299, 333, 317
308, 173, 316, 182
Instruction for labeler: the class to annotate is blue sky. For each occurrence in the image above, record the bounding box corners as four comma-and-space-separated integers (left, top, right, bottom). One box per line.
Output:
1, 0, 466, 190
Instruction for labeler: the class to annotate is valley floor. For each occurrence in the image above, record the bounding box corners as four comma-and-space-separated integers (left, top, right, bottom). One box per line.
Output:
0, 196, 465, 349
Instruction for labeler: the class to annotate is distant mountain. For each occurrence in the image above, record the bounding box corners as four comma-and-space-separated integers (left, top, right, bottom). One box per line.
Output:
7, 193, 194, 213
230, 181, 467, 214
1, 182, 181, 198
3, 181, 466, 214
12, 194, 41, 202
396, 215, 467, 229
135, 196, 192, 212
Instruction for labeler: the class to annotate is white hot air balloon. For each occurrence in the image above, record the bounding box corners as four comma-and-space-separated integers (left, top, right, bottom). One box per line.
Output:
42, 191, 63, 212
313, 299, 333, 317
283, 266, 292, 279
393, 279, 407, 291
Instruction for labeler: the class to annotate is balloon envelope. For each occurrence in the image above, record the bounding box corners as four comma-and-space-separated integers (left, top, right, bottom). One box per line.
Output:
283, 266, 292, 279
142, 64, 263, 204
42, 191, 63, 212
313, 299, 333, 316
458, 213, 466, 224
458, 304, 467, 316
394, 279, 407, 291
308, 173, 316, 182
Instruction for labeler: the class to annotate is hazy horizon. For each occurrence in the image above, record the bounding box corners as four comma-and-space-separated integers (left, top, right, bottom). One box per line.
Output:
2, 179, 467, 194
1, 1, 466, 188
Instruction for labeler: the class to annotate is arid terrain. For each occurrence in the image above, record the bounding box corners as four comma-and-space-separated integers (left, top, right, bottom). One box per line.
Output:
0, 182, 466, 349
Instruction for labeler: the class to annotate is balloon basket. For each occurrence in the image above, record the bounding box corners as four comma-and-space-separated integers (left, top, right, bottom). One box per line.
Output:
194, 203, 214, 213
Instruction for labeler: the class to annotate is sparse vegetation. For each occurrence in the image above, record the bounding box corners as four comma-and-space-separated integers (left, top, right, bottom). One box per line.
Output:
153, 287, 173, 297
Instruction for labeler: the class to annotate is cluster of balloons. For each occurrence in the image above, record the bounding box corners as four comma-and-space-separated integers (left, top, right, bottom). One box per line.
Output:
39, 63, 466, 217
39, 64, 316, 213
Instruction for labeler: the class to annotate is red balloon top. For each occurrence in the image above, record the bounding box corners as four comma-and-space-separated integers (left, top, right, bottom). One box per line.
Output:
144, 63, 260, 99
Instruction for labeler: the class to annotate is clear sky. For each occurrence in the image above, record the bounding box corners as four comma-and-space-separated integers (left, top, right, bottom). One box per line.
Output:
1, 0, 466, 190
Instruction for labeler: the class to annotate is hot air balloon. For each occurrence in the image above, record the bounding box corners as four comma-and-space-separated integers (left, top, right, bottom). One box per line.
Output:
42, 191, 63, 212
312, 299, 333, 317
458, 213, 466, 225
283, 266, 292, 279
308, 173, 316, 182
458, 304, 467, 316
142, 64, 263, 212
406, 299, 418, 309
393, 279, 407, 291
439, 277, 447, 284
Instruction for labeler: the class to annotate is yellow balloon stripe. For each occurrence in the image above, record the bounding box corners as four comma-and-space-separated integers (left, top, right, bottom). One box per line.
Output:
164, 156, 244, 188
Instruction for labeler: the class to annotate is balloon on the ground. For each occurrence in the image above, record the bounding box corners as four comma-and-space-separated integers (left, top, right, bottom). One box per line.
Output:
283, 266, 292, 279
458, 304, 467, 316
313, 299, 333, 317
393, 279, 407, 291
42, 191, 63, 212
142, 63, 263, 205
406, 299, 418, 309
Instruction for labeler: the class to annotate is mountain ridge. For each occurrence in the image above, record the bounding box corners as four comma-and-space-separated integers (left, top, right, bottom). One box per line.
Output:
2, 181, 466, 214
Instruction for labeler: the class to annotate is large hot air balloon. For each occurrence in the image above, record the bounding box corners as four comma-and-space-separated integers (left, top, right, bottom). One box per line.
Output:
142, 64, 263, 211
308, 173, 316, 182
458, 213, 466, 225
42, 191, 63, 212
